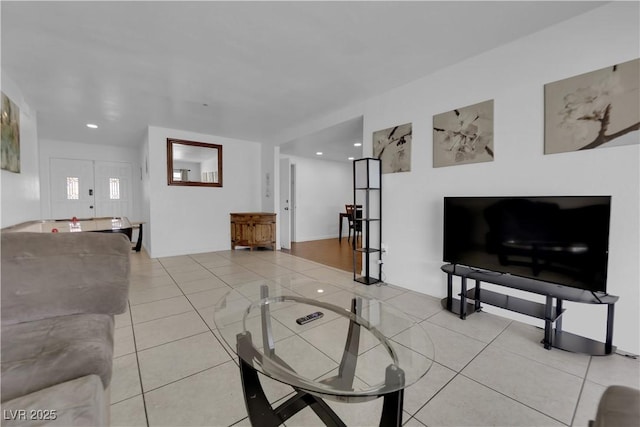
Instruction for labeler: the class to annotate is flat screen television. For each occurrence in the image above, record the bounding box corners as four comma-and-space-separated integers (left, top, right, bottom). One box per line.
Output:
443, 196, 611, 293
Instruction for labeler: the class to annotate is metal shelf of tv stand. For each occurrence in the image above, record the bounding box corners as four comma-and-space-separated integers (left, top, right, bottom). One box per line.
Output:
440, 264, 618, 356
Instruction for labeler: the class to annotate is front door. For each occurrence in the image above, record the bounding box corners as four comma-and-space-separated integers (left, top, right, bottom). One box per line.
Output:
50, 158, 133, 219
50, 158, 96, 219
94, 161, 132, 219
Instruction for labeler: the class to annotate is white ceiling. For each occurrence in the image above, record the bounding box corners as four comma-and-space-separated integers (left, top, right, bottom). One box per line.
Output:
280, 115, 364, 162
2, 1, 604, 161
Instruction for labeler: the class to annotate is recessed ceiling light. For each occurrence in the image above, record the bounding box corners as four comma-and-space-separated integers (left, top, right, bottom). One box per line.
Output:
316, 151, 323, 156
348, 157, 355, 160
354, 143, 362, 147
86, 123, 98, 129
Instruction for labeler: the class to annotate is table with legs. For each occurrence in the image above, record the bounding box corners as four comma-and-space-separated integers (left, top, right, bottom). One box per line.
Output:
3, 217, 133, 241
214, 284, 433, 427
338, 212, 350, 241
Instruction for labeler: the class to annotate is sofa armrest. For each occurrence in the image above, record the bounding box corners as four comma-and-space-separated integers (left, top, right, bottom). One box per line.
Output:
1, 232, 130, 325
591, 385, 640, 427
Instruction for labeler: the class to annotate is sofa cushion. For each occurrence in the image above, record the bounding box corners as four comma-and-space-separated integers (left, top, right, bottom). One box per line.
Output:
1, 232, 130, 325
1, 314, 114, 402
1, 375, 105, 427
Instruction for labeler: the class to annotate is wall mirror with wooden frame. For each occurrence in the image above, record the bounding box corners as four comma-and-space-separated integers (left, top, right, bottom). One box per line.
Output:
167, 139, 223, 187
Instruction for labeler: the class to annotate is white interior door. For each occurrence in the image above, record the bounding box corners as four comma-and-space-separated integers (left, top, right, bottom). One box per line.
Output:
279, 158, 291, 249
94, 161, 132, 219
290, 163, 296, 242
50, 158, 96, 219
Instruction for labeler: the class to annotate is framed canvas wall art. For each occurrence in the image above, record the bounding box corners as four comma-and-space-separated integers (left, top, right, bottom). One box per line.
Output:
544, 58, 639, 154
1, 92, 20, 173
433, 99, 494, 167
372, 122, 412, 174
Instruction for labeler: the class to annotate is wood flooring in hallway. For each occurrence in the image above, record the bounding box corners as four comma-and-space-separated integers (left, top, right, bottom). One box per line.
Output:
284, 237, 361, 273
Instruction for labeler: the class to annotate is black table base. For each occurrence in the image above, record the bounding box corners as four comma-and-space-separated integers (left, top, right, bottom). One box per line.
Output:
236, 293, 406, 427
238, 352, 405, 427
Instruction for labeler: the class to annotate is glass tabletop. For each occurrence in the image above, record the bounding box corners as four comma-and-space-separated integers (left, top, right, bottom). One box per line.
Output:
2, 217, 132, 233
214, 281, 434, 402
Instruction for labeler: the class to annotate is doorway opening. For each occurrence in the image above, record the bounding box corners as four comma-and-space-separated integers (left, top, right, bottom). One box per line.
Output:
278, 116, 364, 273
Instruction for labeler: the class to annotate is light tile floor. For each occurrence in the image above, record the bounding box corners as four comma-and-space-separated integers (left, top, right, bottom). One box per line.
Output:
110, 250, 639, 427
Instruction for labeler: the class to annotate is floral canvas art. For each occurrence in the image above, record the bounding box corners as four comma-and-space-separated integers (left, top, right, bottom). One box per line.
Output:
372, 122, 412, 173
544, 59, 639, 154
1, 92, 20, 173
433, 99, 494, 167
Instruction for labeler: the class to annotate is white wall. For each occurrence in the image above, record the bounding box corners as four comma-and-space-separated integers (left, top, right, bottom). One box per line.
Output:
276, 3, 640, 354
283, 155, 352, 241
261, 142, 277, 213
363, 3, 639, 353
139, 130, 151, 251
38, 139, 142, 221
1, 72, 40, 227
146, 126, 262, 258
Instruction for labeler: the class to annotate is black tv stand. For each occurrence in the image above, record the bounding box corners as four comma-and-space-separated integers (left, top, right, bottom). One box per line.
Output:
440, 264, 618, 355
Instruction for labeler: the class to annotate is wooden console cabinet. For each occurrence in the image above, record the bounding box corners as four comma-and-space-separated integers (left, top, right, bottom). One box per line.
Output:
230, 213, 276, 251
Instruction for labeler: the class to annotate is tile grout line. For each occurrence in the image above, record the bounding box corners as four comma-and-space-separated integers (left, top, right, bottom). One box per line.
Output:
128, 258, 224, 412
454, 322, 577, 426
182, 252, 348, 427
570, 355, 593, 427
124, 299, 151, 427
142, 254, 449, 407
132, 330, 215, 354
408, 363, 459, 421
183, 254, 242, 363
133, 250, 599, 426
141, 359, 239, 396
407, 320, 509, 420
128, 257, 240, 422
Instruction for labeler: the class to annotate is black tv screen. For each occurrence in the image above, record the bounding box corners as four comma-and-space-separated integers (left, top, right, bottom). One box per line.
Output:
443, 196, 611, 293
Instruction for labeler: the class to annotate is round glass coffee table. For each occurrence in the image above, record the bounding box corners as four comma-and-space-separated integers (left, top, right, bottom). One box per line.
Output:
214, 283, 434, 427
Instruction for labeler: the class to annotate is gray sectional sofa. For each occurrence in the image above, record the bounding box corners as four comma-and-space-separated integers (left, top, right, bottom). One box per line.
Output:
1, 231, 131, 426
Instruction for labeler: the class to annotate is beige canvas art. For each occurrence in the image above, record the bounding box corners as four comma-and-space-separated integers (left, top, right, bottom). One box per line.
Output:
1, 92, 20, 173
372, 123, 412, 174
544, 58, 640, 154
433, 99, 494, 168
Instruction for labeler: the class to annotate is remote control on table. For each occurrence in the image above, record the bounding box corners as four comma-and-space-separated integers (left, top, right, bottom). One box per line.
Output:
296, 311, 324, 325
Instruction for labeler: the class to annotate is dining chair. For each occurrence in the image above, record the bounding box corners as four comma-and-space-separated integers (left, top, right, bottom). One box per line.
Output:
345, 204, 362, 243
